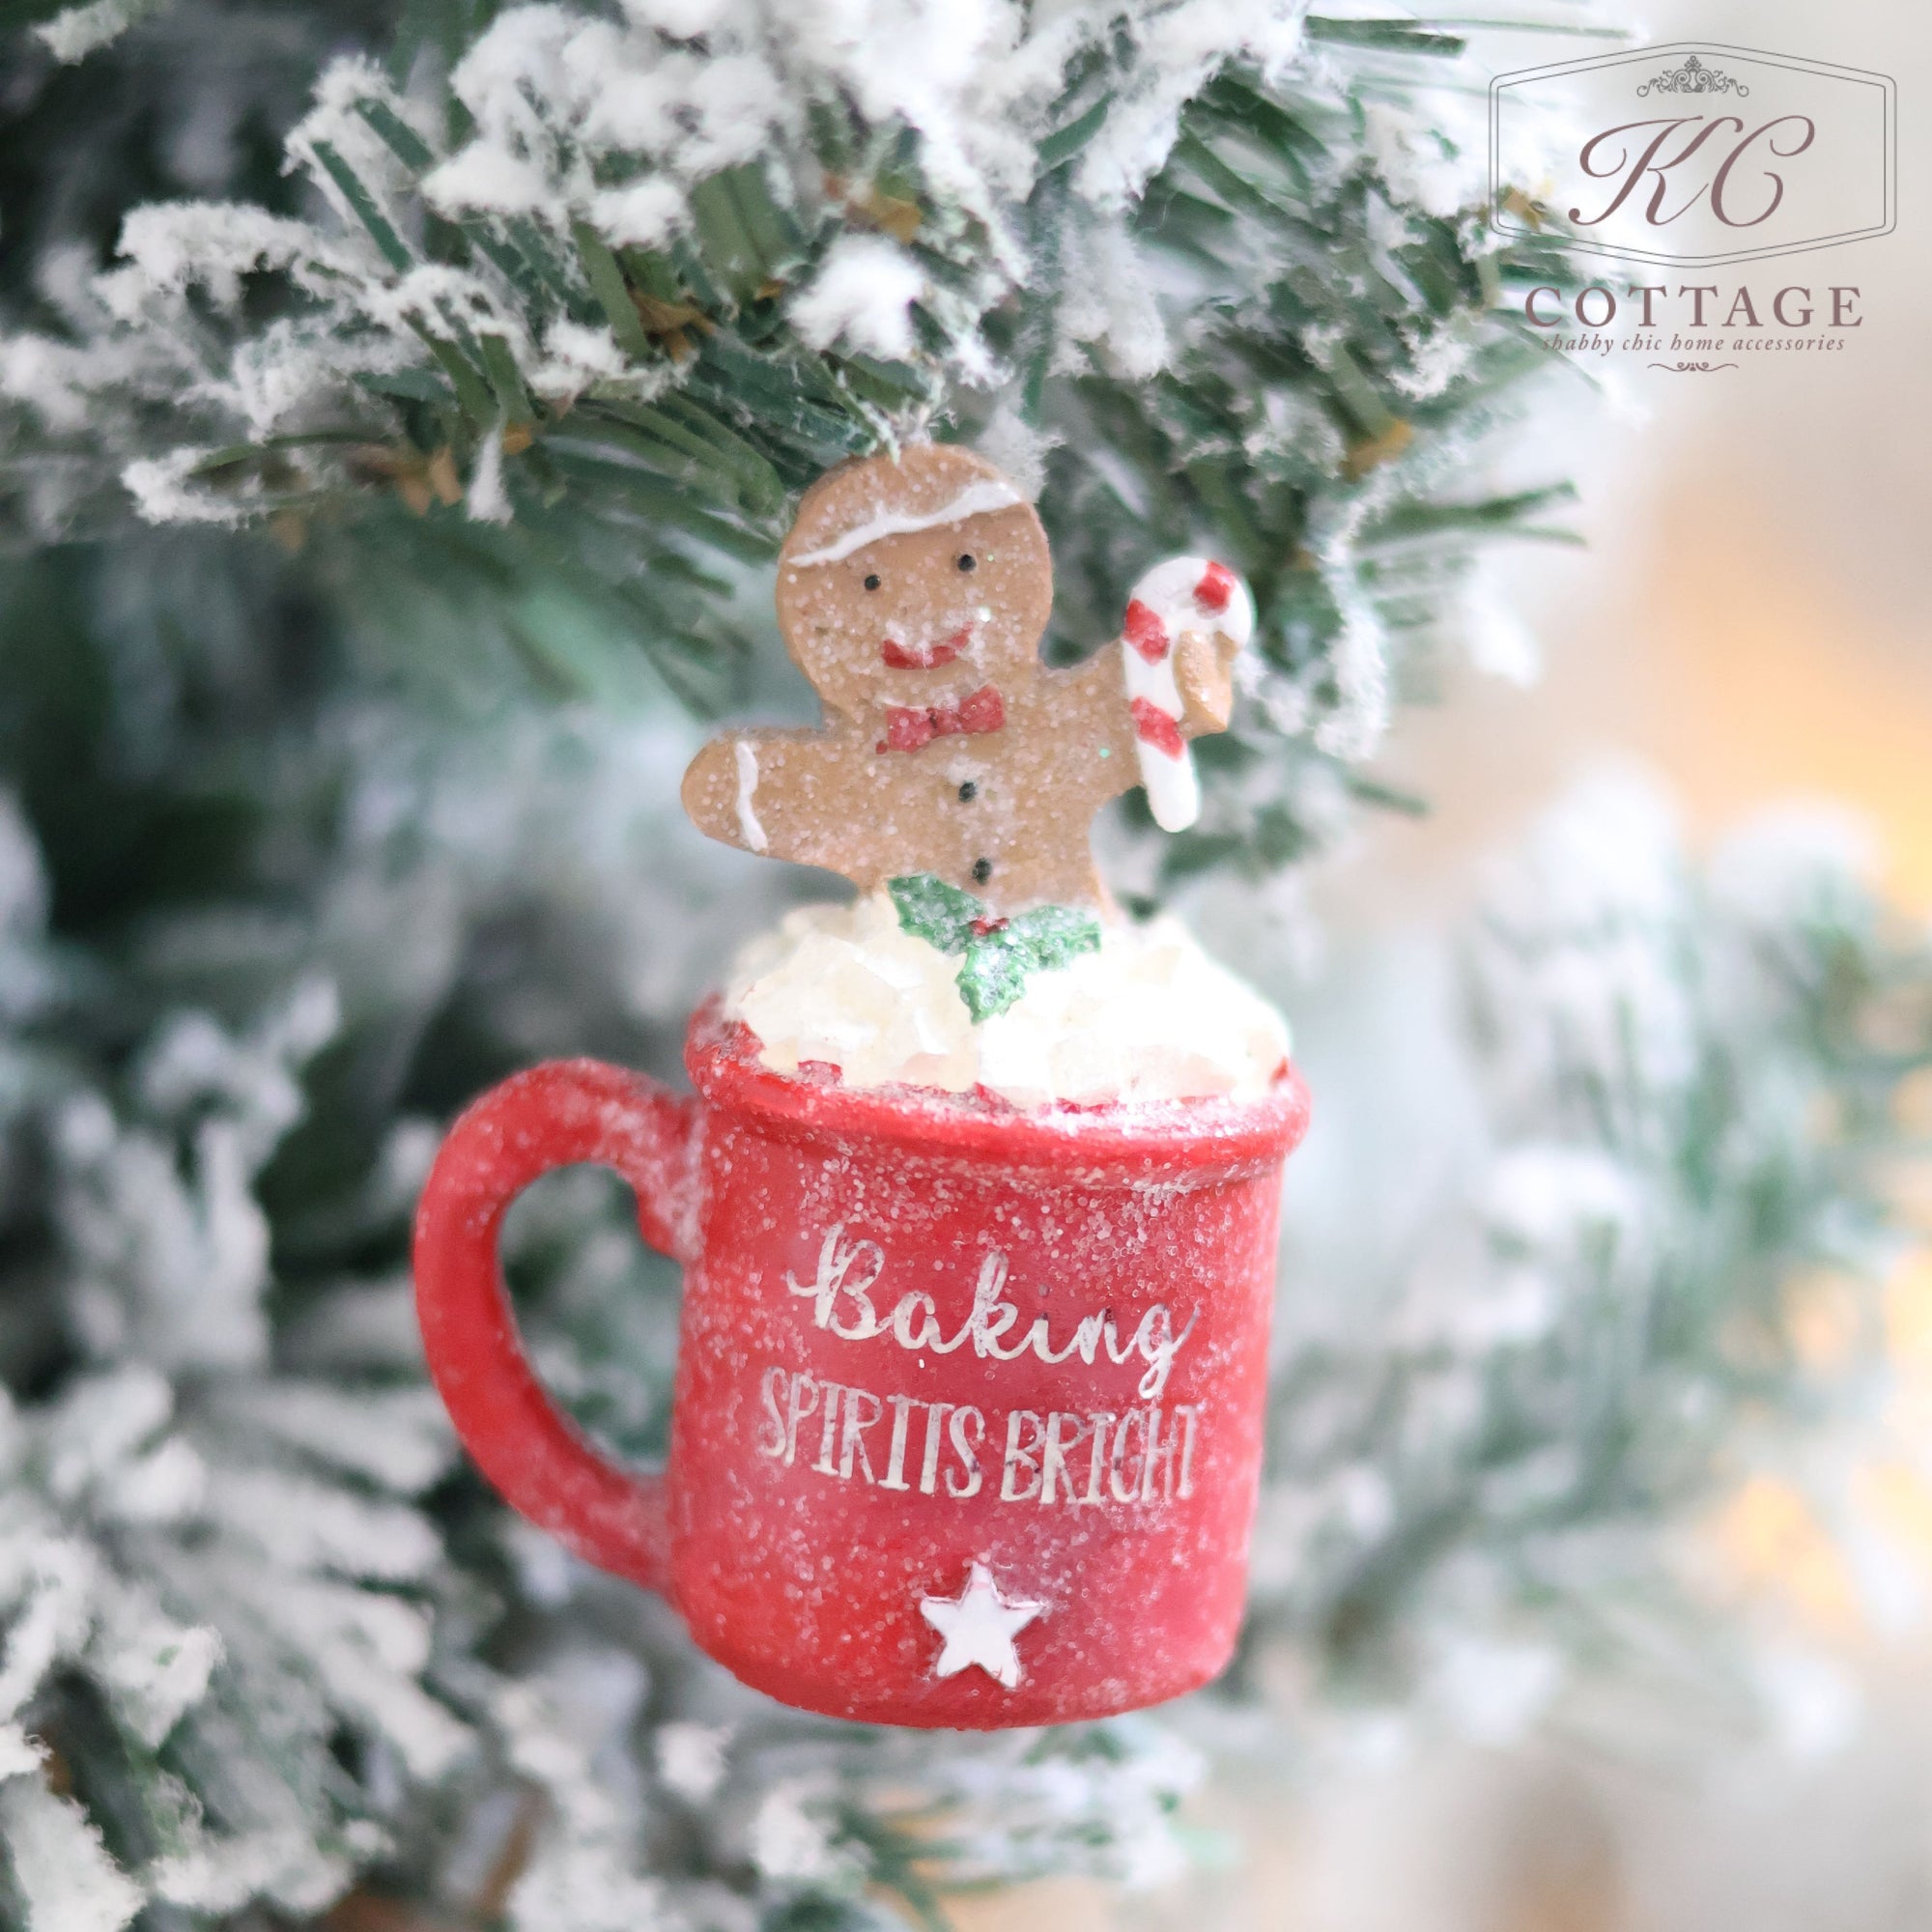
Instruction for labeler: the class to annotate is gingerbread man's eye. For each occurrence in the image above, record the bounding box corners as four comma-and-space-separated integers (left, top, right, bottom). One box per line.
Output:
863, 573, 882, 592
956, 554, 977, 572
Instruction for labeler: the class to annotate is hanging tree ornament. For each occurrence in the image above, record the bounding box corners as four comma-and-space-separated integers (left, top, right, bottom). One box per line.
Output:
677, 442, 1252, 916
412, 445, 1309, 1728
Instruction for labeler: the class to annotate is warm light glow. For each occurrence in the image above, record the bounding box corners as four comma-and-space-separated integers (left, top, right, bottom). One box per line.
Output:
1645, 475, 1932, 915
1715, 1476, 1863, 1636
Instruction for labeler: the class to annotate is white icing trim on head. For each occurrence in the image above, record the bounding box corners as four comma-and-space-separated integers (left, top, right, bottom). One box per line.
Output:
734, 739, 768, 852
789, 478, 1026, 568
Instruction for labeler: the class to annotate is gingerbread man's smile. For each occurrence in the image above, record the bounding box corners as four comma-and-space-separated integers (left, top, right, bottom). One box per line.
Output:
881, 624, 973, 671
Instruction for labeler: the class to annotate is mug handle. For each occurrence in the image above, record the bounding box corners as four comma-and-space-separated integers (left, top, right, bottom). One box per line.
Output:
412, 1058, 700, 1593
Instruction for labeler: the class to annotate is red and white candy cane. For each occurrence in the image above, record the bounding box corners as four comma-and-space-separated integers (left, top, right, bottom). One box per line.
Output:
1121, 557, 1254, 832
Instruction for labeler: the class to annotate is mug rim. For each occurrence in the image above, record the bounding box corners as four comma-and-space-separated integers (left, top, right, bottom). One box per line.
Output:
684, 997, 1310, 1180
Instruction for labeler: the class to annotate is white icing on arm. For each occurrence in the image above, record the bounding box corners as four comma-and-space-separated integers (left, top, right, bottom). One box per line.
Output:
788, 479, 1025, 567
734, 739, 768, 853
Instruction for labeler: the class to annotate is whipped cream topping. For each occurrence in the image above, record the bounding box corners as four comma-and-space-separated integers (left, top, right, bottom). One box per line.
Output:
723, 892, 1291, 1109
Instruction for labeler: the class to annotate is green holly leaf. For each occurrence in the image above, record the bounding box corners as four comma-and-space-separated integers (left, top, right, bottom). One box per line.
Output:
889, 872, 982, 953
891, 873, 1103, 1021
1006, 902, 1104, 971
955, 926, 1030, 1022
956, 905, 1103, 1022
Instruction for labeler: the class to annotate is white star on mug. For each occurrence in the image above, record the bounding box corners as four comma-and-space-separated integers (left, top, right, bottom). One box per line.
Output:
920, 1561, 1045, 1689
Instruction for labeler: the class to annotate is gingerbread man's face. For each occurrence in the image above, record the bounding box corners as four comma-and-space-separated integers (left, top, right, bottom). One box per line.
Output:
775, 446, 1053, 723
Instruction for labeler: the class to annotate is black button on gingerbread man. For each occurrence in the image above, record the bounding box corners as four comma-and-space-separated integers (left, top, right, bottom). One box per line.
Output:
681, 442, 1250, 913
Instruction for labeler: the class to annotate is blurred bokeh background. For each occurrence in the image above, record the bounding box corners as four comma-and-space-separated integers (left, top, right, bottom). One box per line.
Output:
1348, 0, 1930, 915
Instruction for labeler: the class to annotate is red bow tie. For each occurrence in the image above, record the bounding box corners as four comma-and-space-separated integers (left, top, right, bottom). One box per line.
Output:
876, 685, 1006, 754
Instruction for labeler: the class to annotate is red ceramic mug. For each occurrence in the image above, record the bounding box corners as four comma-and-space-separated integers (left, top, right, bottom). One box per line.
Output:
413, 1001, 1308, 1728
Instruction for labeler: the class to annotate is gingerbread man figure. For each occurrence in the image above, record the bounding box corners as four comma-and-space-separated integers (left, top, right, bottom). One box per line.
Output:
681, 442, 1250, 913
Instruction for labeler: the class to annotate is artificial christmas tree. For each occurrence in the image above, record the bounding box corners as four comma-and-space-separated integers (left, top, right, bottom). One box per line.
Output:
0, 2, 1925, 1927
